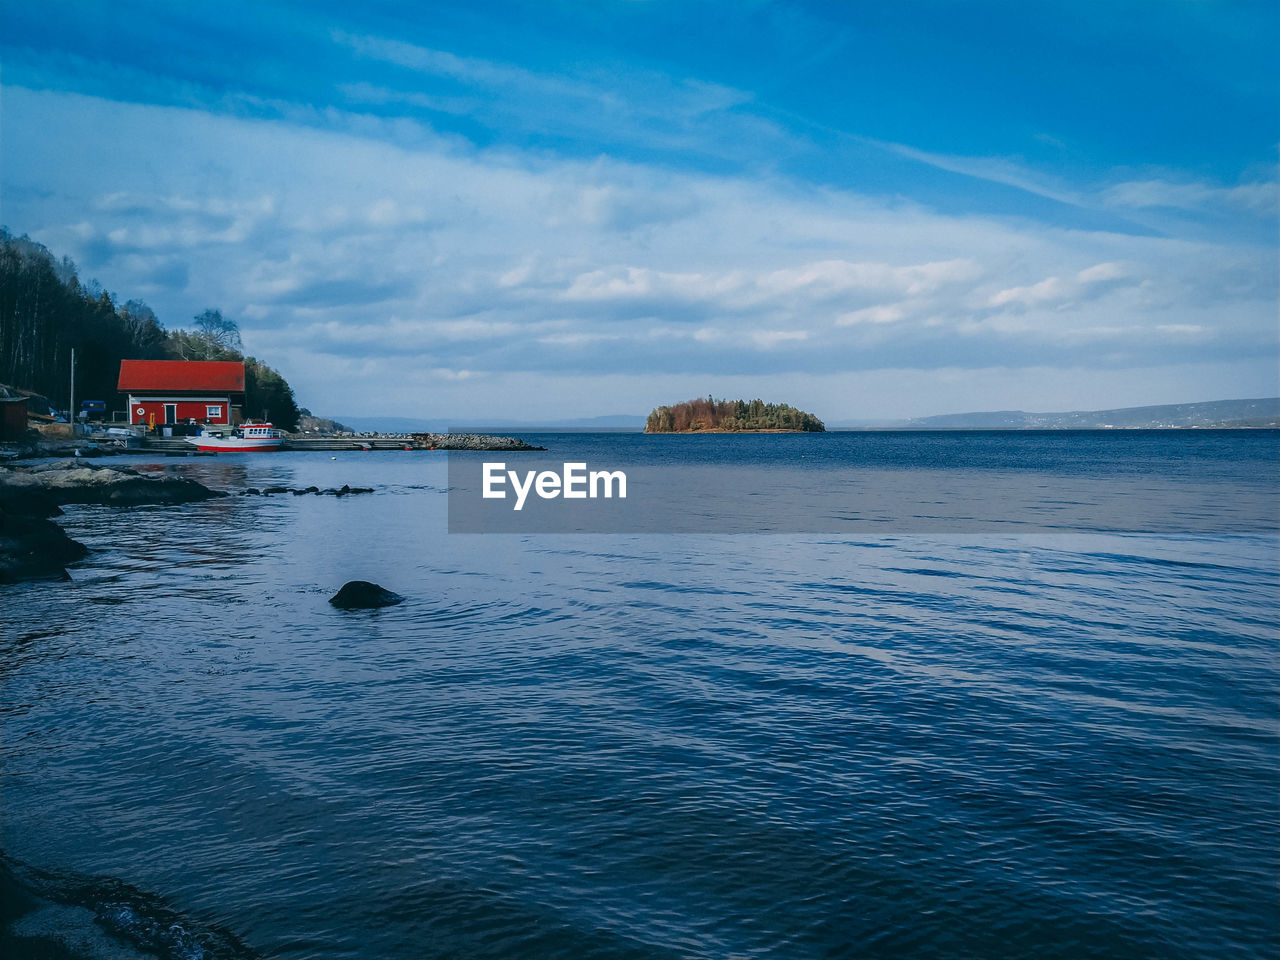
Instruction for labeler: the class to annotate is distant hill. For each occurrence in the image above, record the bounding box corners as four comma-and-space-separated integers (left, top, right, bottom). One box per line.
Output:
296, 410, 352, 434
330, 398, 1279, 434
832, 398, 1279, 430
330, 414, 645, 433
532, 415, 646, 429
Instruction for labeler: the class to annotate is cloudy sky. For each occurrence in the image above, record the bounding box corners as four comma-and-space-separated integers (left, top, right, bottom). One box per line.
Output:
2, 0, 1276, 421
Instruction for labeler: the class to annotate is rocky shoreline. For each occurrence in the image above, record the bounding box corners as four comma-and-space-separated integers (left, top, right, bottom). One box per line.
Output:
1, 853, 260, 960
410, 432, 543, 450
0, 460, 226, 584
1, 431, 544, 460
0, 430, 544, 583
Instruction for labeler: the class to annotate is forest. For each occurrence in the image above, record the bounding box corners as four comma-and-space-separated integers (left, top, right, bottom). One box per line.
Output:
645, 397, 825, 433
0, 229, 300, 430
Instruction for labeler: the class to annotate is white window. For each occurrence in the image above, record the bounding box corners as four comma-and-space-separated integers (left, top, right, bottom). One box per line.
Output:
207, 405, 222, 418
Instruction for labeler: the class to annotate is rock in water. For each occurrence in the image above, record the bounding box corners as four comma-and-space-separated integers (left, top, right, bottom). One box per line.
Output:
0, 505, 89, 583
329, 580, 404, 609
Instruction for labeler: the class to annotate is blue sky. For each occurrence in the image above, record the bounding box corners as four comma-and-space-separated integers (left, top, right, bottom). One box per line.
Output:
2, 0, 1276, 420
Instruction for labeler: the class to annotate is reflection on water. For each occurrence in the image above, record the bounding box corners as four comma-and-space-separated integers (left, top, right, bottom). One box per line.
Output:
2, 440, 1278, 960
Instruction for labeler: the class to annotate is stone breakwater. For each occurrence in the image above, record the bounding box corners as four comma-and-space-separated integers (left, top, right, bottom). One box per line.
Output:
409, 433, 544, 451
0, 460, 226, 583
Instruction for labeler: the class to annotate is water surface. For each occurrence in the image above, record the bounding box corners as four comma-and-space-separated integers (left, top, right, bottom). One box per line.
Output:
3, 433, 1277, 959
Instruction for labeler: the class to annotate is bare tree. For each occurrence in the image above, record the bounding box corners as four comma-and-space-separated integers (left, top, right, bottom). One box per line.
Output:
192, 308, 242, 359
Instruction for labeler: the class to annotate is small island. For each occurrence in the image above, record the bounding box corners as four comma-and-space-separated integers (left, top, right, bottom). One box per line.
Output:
645, 397, 825, 433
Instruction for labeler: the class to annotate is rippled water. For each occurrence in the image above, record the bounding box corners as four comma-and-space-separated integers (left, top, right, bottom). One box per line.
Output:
3, 434, 1278, 959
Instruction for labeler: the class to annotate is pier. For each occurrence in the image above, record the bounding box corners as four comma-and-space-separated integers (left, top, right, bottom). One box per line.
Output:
68, 432, 543, 454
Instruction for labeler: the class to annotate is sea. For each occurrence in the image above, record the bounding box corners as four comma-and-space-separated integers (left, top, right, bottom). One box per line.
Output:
2, 431, 1277, 960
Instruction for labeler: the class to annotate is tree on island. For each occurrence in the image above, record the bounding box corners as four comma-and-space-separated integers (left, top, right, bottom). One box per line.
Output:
645, 397, 824, 432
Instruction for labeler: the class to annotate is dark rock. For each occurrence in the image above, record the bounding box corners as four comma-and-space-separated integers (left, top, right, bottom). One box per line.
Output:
262, 486, 290, 495
25, 459, 137, 476
0, 504, 89, 583
244, 488, 261, 495
0, 486, 63, 518
329, 580, 405, 609
2, 462, 226, 508
103, 476, 226, 507
327, 485, 373, 496
0, 462, 228, 588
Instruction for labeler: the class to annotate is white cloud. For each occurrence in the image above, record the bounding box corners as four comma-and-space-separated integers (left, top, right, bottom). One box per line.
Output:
759, 258, 981, 300
870, 140, 1087, 208
987, 262, 1135, 310
836, 305, 904, 326
749, 329, 810, 348
1103, 178, 1277, 215
2, 85, 1274, 419
334, 31, 754, 119
560, 258, 982, 315
1076, 261, 1127, 284
536, 331, 622, 346
330, 30, 769, 165
863, 138, 1277, 231
988, 276, 1069, 308
1156, 324, 1209, 337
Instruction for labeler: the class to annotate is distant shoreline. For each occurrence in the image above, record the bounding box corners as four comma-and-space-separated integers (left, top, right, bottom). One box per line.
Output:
829, 425, 1280, 432
641, 425, 1278, 434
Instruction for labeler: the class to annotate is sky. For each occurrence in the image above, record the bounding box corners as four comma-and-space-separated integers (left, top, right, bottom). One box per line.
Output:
2, 0, 1276, 421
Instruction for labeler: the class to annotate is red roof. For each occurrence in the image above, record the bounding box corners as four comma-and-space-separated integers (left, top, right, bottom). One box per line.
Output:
118, 360, 246, 393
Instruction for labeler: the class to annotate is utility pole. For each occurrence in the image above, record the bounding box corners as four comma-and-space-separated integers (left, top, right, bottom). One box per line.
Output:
69, 347, 76, 434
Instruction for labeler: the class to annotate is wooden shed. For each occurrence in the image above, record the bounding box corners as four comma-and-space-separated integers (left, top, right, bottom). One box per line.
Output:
0, 396, 29, 442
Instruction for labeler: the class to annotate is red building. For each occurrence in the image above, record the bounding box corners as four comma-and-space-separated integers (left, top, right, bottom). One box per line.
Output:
118, 360, 246, 427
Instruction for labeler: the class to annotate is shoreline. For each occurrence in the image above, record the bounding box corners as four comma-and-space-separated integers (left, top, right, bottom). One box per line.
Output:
0, 429, 549, 583
0, 460, 227, 584
1, 852, 259, 960
642, 428, 821, 434
3, 431, 547, 461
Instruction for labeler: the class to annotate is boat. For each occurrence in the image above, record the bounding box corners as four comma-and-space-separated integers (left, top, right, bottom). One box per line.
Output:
186, 422, 284, 452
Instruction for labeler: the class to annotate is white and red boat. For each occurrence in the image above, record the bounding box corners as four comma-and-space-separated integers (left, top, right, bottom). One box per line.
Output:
187, 423, 284, 452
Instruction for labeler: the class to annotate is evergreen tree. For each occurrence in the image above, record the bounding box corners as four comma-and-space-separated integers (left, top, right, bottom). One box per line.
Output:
0, 229, 303, 428
644, 397, 824, 433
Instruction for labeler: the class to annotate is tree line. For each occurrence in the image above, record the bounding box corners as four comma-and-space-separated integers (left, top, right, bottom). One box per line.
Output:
0, 228, 299, 429
645, 396, 825, 433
